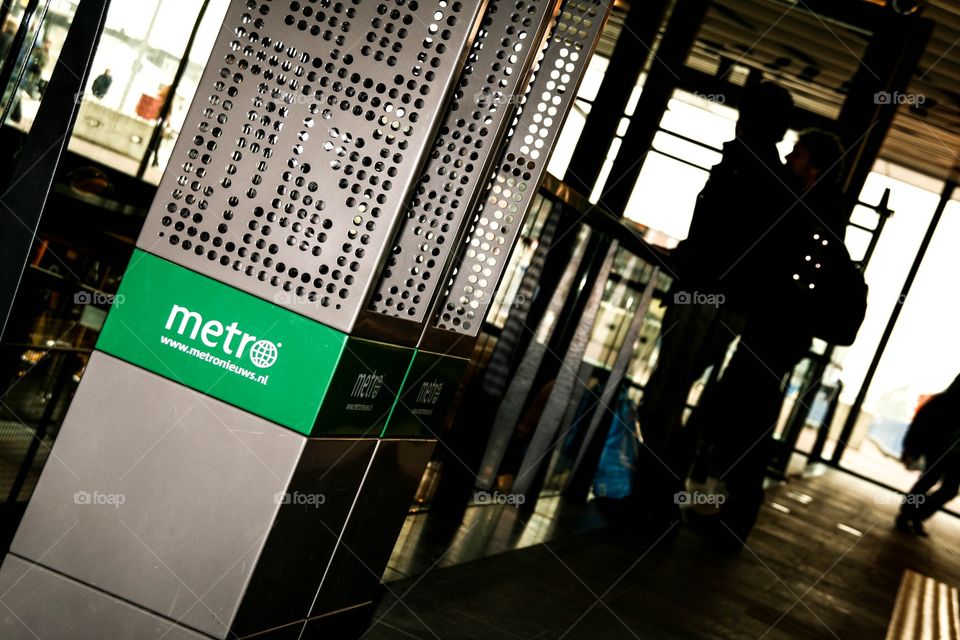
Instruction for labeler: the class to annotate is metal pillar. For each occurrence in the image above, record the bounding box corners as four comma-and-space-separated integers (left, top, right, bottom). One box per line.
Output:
835, 12, 933, 198
807, 381, 842, 464
434, 0, 615, 487
597, 0, 709, 216
509, 1, 698, 393
562, 0, 670, 194
0, 0, 617, 637
1, 0, 491, 636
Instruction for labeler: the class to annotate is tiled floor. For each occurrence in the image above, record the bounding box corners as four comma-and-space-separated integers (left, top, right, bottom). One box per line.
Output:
366, 470, 960, 639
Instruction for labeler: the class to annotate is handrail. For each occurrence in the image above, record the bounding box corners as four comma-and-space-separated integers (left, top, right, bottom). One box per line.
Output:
538, 172, 674, 269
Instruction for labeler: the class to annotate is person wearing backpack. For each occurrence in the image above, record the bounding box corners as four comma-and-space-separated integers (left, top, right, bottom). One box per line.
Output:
700, 129, 868, 550
633, 83, 796, 524
897, 375, 960, 536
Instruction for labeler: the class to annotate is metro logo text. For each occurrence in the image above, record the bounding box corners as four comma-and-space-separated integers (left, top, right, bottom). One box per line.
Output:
166, 305, 269, 362
416, 381, 444, 405
160, 304, 281, 385
351, 371, 384, 399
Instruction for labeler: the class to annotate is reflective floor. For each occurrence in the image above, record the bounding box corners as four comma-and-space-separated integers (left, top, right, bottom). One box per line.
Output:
369, 470, 960, 639
382, 496, 609, 584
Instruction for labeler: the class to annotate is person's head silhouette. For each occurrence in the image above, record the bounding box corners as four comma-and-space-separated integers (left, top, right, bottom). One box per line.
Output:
787, 129, 845, 191
736, 82, 793, 145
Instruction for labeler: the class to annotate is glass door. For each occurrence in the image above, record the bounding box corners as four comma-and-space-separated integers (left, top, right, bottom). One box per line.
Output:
794, 166, 943, 462
828, 194, 960, 512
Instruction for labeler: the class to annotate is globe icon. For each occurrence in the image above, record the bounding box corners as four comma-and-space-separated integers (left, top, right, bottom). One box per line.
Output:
249, 340, 279, 368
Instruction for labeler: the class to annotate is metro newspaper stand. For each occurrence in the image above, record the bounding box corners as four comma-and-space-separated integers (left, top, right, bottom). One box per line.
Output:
0, 0, 612, 637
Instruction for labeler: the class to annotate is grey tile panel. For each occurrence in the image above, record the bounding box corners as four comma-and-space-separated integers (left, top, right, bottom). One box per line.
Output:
9, 352, 305, 638
305, 439, 436, 619
0, 555, 209, 640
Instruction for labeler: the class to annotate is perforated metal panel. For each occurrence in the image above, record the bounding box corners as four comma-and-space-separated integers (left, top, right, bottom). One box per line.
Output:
429, 0, 611, 337
366, 0, 560, 324
136, 0, 486, 334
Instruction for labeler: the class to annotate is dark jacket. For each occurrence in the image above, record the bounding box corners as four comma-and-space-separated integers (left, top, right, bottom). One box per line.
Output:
92, 73, 112, 98
903, 381, 960, 461
672, 137, 794, 310
764, 179, 847, 271
758, 179, 861, 340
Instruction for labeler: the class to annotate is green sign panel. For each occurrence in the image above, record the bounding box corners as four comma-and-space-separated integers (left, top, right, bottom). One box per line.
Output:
384, 350, 470, 437
313, 338, 414, 437
98, 250, 347, 434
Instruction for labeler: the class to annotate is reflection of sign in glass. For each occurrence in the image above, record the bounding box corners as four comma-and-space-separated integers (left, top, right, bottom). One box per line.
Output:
312, 338, 414, 437
384, 350, 470, 437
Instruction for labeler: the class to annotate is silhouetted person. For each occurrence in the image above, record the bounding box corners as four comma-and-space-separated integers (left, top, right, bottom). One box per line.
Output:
0, 21, 15, 61
702, 129, 849, 549
897, 375, 960, 536
632, 82, 795, 523
2, 21, 22, 123
26, 38, 49, 97
91, 68, 112, 99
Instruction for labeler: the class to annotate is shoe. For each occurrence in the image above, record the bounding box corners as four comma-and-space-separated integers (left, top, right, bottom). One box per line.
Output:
895, 514, 929, 537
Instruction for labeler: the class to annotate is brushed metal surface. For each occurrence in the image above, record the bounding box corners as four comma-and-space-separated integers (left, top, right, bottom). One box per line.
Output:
136, 0, 486, 334
10, 352, 306, 639
0, 555, 209, 640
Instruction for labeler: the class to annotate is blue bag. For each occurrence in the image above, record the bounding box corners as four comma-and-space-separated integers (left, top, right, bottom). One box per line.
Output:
592, 387, 640, 499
